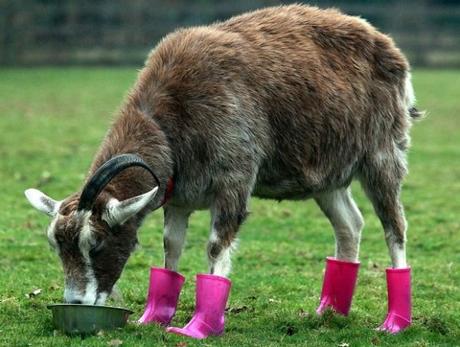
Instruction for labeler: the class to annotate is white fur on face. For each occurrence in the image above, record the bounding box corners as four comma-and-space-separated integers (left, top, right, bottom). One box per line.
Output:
77, 212, 101, 305
95, 292, 109, 305
57, 211, 102, 305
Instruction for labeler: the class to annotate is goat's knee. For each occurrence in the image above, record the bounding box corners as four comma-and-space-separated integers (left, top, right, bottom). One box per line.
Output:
163, 234, 184, 271
163, 207, 190, 271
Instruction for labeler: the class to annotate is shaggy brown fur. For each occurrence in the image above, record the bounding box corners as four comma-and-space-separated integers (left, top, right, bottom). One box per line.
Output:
29, 5, 420, 303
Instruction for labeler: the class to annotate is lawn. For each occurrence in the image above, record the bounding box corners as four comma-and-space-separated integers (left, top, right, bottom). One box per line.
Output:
0, 68, 459, 347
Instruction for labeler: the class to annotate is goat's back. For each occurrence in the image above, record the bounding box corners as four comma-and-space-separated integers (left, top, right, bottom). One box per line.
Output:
131, 4, 414, 202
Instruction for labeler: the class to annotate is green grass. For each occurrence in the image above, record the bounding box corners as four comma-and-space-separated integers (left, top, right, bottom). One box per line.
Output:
0, 68, 459, 346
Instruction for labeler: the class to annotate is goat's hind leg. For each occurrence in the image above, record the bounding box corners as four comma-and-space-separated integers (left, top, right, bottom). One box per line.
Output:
315, 188, 363, 316
316, 188, 364, 262
360, 148, 411, 333
361, 150, 408, 269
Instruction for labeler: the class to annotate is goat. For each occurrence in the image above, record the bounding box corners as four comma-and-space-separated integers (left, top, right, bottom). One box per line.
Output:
25, 4, 421, 338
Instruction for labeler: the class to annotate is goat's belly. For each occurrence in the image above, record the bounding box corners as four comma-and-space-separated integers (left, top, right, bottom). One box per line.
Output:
252, 180, 316, 201
253, 160, 357, 200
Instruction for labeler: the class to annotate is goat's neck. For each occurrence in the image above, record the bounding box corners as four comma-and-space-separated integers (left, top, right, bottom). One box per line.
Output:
89, 106, 174, 212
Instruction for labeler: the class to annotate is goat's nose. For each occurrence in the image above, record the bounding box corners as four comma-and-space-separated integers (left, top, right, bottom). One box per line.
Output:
69, 299, 82, 304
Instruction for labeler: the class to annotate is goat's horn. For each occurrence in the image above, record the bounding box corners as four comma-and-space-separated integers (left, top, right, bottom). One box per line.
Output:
78, 153, 160, 211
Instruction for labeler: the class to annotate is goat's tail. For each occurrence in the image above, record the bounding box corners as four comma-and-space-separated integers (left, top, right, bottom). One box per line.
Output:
404, 73, 425, 122
409, 106, 425, 121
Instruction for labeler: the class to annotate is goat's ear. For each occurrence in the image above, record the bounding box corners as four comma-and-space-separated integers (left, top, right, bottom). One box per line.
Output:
102, 187, 158, 228
24, 188, 61, 217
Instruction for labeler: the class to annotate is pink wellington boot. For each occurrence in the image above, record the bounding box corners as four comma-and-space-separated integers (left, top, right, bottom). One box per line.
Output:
316, 257, 360, 316
138, 267, 185, 326
167, 274, 231, 339
378, 267, 411, 333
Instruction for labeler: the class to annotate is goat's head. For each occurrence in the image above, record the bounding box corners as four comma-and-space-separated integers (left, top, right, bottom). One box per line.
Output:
24, 154, 159, 305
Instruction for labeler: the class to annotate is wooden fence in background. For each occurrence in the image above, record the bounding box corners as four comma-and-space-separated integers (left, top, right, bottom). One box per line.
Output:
1, 0, 459, 67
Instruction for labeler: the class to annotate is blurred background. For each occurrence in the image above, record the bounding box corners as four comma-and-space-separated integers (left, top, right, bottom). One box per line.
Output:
1, 0, 460, 68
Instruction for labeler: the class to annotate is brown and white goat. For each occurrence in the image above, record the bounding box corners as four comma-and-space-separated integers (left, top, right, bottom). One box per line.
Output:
25, 4, 420, 324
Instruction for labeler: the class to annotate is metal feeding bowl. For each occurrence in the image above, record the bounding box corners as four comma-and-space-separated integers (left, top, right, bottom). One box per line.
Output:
47, 304, 133, 334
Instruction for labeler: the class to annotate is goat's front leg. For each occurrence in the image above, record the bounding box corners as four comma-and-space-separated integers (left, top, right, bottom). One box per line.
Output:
163, 206, 192, 271
138, 206, 191, 326
207, 202, 247, 277
167, 191, 249, 339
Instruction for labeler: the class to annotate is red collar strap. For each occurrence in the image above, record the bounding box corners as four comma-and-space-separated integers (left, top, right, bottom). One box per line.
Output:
161, 177, 174, 205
